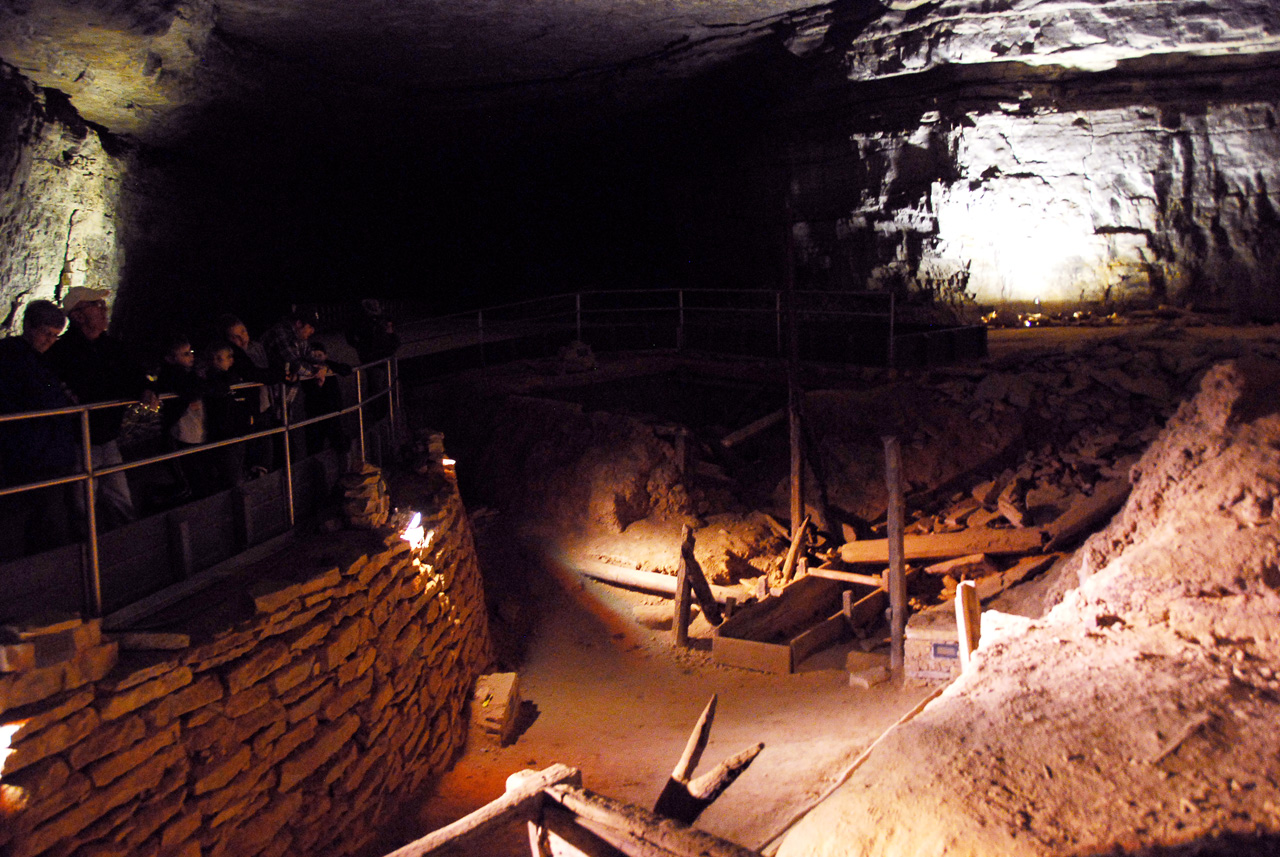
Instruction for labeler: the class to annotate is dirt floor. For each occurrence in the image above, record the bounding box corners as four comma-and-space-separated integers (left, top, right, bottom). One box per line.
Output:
386, 319, 1280, 856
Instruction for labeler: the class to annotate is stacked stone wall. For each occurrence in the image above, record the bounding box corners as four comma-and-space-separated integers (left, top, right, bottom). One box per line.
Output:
0, 480, 493, 857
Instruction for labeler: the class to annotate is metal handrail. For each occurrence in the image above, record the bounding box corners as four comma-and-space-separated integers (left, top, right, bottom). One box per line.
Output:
0, 355, 400, 617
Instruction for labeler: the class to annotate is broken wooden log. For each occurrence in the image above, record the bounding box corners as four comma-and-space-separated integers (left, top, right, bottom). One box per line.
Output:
807, 566, 883, 588
651, 694, 764, 825
780, 514, 810, 585
1044, 477, 1131, 550
551, 780, 759, 857
542, 784, 764, 857
385, 764, 581, 856
838, 527, 1047, 565
720, 409, 785, 449
566, 555, 738, 604
674, 556, 693, 649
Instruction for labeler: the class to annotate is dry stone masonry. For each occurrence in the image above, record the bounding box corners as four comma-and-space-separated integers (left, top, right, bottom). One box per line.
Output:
0, 468, 493, 857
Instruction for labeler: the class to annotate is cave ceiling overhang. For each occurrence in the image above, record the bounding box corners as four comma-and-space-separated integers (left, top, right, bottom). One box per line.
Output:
0, 0, 850, 145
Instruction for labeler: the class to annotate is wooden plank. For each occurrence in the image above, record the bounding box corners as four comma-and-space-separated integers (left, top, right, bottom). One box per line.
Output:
807, 567, 883, 588
384, 764, 581, 857
711, 634, 791, 674
715, 575, 841, 643
838, 527, 1047, 564
1044, 478, 1130, 550
790, 612, 847, 666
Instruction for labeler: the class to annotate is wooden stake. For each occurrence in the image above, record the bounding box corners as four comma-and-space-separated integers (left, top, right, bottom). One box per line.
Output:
955, 579, 981, 669
674, 553, 692, 649
883, 436, 906, 671
780, 514, 810, 585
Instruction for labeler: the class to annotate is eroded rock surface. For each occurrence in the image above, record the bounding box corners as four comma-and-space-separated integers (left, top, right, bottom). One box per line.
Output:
777, 356, 1280, 856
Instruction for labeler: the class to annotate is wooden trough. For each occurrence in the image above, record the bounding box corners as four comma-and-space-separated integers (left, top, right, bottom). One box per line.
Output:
712, 574, 886, 674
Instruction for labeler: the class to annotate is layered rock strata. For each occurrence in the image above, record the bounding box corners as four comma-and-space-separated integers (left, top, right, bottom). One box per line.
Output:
0, 67, 124, 334
785, 0, 1280, 315
0, 473, 493, 857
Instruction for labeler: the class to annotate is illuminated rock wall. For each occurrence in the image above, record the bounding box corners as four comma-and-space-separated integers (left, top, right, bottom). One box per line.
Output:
0, 476, 493, 857
0, 67, 125, 333
787, 0, 1280, 315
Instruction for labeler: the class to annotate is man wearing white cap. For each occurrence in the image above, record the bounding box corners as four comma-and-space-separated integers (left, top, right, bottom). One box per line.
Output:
47, 287, 158, 528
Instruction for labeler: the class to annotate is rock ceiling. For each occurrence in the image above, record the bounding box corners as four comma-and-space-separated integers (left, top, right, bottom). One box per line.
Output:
3, 0, 1278, 146
0, 0, 845, 143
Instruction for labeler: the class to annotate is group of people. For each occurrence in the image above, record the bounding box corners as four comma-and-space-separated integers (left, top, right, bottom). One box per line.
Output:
0, 290, 400, 560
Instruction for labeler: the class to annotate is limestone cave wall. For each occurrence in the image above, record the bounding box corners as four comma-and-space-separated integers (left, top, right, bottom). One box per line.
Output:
0, 481, 493, 857
782, 0, 1280, 316
0, 66, 126, 334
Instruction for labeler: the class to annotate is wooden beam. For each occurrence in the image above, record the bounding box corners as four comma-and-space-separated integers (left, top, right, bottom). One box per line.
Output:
384, 764, 580, 857
719, 409, 784, 449
1044, 478, 1130, 551
566, 556, 738, 604
955, 580, 981, 669
807, 567, 883, 588
544, 783, 763, 857
838, 527, 1047, 564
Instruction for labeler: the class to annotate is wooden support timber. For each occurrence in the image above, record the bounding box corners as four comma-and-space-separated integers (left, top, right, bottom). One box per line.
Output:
838, 527, 1047, 564
383, 764, 581, 856
652, 695, 764, 824
387, 760, 764, 857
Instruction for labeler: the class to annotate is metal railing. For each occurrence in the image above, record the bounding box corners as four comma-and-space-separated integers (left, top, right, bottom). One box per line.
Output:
391, 288, 901, 366
0, 356, 399, 617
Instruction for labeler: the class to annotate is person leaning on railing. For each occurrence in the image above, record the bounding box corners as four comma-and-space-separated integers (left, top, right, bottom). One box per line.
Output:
46, 287, 160, 530
0, 300, 80, 559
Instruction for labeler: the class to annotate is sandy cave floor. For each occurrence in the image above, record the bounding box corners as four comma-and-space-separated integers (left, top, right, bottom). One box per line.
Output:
375, 321, 1280, 856
382, 520, 934, 856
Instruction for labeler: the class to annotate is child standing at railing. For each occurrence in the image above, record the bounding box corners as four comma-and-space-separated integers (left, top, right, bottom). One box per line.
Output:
156, 333, 211, 500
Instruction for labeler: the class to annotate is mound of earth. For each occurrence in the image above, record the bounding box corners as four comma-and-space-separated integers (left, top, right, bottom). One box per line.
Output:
776, 358, 1280, 856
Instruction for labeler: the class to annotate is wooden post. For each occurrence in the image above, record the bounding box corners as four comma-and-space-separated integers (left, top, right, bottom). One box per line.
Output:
674, 555, 692, 648
955, 579, 981, 669
883, 436, 907, 670
784, 195, 804, 546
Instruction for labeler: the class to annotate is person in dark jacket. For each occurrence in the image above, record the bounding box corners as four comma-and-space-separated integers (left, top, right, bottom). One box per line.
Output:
0, 300, 79, 558
46, 287, 158, 528
201, 341, 253, 488
217, 313, 277, 476
302, 339, 352, 462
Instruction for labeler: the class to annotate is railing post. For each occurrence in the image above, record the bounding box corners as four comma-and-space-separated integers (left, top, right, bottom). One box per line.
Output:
281, 384, 296, 528
775, 291, 783, 355
575, 293, 582, 342
388, 357, 399, 452
888, 292, 897, 368
355, 366, 366, 464
676, 289, 685, 351
80, 408, 103, 617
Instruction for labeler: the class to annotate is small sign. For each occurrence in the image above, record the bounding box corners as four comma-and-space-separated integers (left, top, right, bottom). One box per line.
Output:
932, 641, 960, 660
